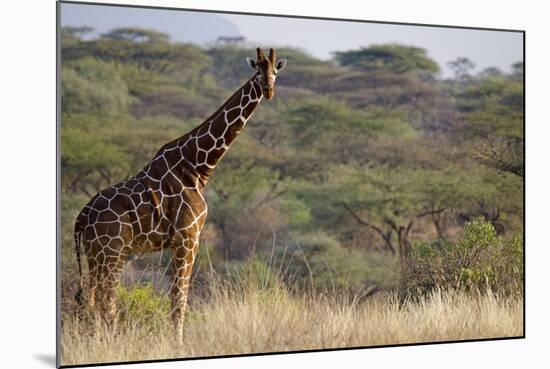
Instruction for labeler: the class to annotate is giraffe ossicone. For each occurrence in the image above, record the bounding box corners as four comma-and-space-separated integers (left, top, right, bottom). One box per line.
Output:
73, 47, 287, 343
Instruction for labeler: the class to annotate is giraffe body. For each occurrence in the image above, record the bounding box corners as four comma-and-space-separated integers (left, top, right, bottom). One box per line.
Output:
73, 48, 287, 343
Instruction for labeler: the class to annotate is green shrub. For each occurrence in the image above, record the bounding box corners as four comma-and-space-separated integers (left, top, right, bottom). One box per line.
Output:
402, 218, 523, 296
116, 283, 170, 329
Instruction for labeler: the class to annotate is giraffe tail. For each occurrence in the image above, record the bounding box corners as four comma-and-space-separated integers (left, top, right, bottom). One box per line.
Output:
74, 220, 85, 307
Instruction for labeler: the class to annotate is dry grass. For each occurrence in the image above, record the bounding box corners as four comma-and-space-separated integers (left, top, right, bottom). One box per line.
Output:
60, 286, 523, 366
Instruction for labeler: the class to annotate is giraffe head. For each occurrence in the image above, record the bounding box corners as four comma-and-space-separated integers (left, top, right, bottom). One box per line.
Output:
246, 47, 287, 100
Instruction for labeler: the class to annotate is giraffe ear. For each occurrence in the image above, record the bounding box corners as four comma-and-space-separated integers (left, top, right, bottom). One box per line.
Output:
276, 59, 287, 72
246, 57, 257, 70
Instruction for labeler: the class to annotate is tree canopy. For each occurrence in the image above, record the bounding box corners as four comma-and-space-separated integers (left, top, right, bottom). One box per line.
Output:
60, 27, 523, 294
334, 44, 440, 74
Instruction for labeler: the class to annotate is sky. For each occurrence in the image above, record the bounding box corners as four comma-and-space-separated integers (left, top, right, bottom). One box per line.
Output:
61, 3, 523, 77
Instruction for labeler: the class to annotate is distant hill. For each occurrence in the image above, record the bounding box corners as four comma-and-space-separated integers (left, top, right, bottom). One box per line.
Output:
61, 3, 241, 44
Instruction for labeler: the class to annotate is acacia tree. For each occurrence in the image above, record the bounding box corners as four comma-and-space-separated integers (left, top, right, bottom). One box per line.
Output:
453, 64, 524, 178
61, 115, 131, 196
334, 44, 440, 75
335, 162, 515, 261
447, 57, 475, 81
101, 28, 170, 43
61, 57, 133, 115
337, 168, 442, 259
61, 26, 94, 47
474, 139, 523, 178
63, 30, 211, 80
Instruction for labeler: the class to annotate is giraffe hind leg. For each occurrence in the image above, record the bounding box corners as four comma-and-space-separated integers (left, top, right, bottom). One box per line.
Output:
90, 239, 130, 326
87, 255, 98, 311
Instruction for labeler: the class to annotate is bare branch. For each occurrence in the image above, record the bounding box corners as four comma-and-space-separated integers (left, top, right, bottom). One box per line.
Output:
341, 202, 396, 255
417, 208, 446, 218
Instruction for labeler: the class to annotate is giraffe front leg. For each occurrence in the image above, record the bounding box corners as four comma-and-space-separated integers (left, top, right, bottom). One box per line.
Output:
170, 237, 198, 345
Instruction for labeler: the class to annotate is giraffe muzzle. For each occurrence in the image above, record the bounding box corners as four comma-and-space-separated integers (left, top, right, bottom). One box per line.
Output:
264, 86, 274, 99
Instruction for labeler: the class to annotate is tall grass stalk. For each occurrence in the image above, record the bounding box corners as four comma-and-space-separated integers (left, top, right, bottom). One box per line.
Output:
61, 278, 522, 366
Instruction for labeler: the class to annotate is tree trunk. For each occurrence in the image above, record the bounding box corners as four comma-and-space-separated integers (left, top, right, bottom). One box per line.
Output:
432, 212, 446, 240
398, 225, 412, 261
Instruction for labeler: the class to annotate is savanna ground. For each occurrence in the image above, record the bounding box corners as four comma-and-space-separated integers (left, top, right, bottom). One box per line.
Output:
61, 269, 523, 365
59, 24, 523, 365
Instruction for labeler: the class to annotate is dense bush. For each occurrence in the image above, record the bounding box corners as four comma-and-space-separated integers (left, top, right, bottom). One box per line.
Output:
401, 218, 523, 296
116, 283, 170, 329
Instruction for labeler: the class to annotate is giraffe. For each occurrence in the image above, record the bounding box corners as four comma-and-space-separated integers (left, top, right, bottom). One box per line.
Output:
73, 48, 287, 342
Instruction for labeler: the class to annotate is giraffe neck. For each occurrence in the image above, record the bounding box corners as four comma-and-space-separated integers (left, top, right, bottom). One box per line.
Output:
146, 74, 264, 190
